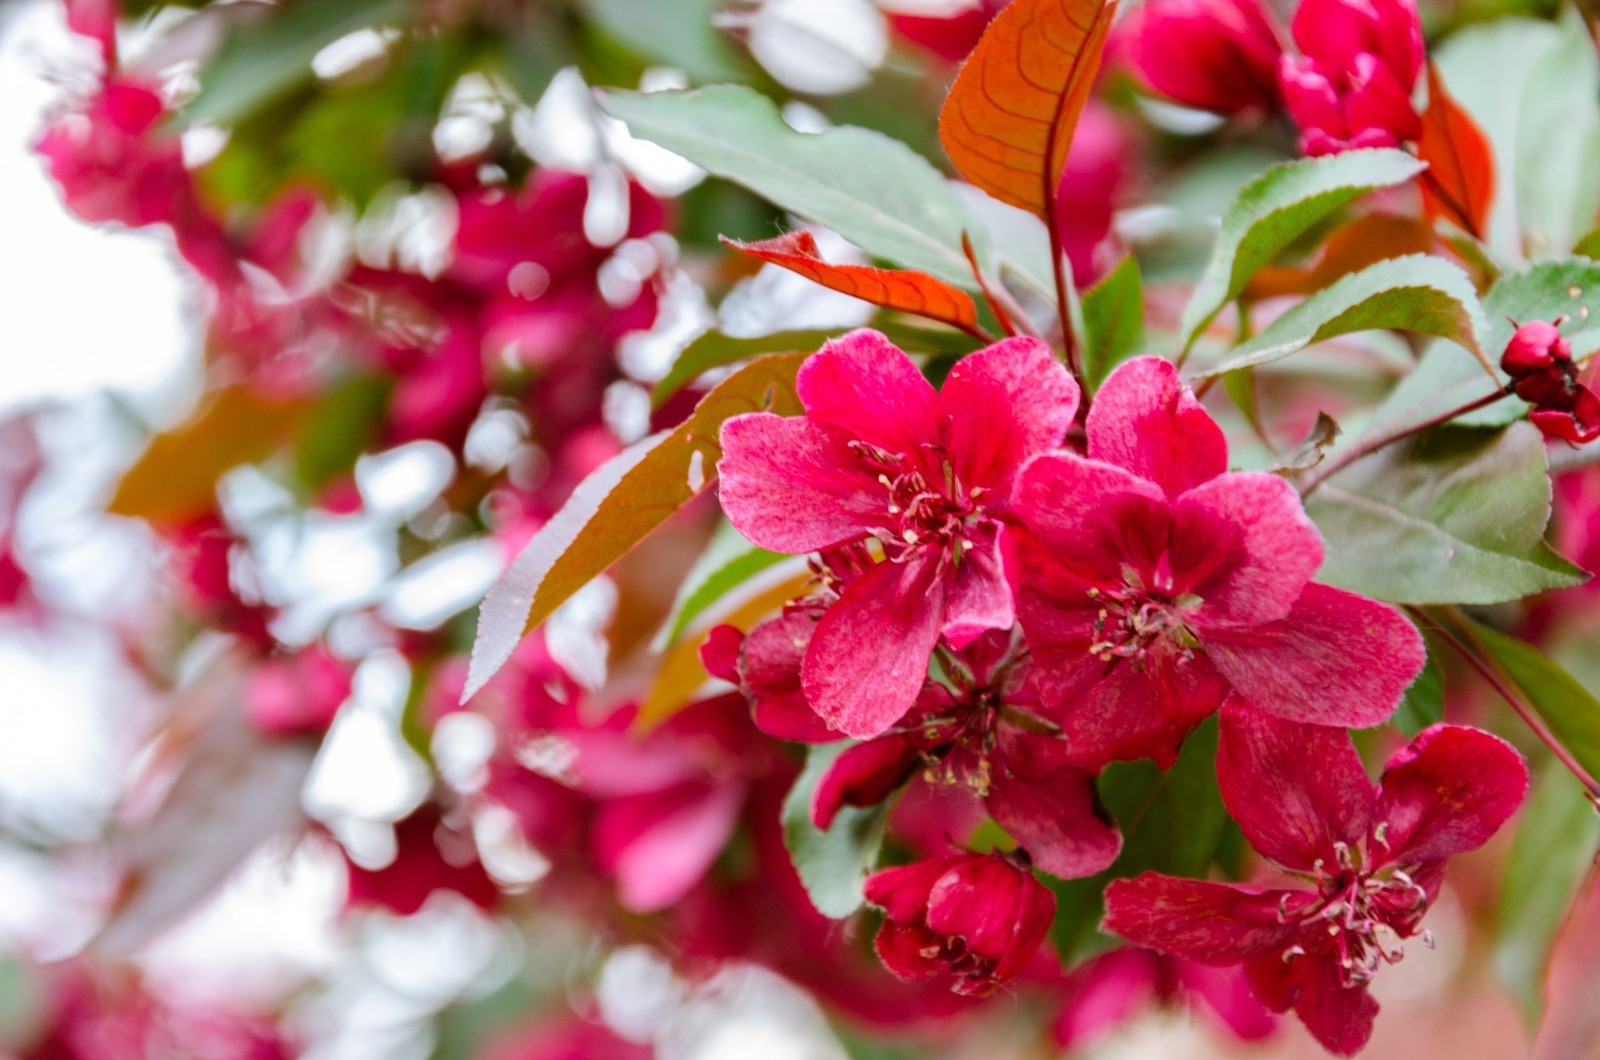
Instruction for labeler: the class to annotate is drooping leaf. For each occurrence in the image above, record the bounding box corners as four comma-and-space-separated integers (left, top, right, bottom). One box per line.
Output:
1392, 645, 1444, 737
598, 86, 985, 286
1306, 424, 1587, 605
782, 743, 892, 918
465, 353, 807, 700
108, 386, 306, 525
1417, 62, 1496, 240
937, 0, 1118, 219
1461, 617, 1600, 789
1274, 411, 1342, 475
1178, 149, 1427, 353
1048, 719, 1227, 964
1496, 760, 1600, 1025
184, 0, 411, 127
1245, 214, 1436, 301
1081, 256, 1144, 390
1203, 255, 1487, 377
723, 232, 981, 335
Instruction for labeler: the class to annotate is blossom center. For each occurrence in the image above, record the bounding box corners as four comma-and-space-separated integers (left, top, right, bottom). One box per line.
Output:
1085, 577, 1199, 665
1280, 839, 1432, 987
848, 440, 981, 560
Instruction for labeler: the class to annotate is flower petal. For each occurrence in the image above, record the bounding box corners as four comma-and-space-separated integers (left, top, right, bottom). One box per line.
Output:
1372, 724, 1529, 866
1171, 471, 1323, 627
926, 855, 1054, 977
812, 735, 923, 830
1247, 952, 1379, 1057
802, 554, 944, 738
864, 856, 961, 921
1217, 699, 1373, 872
1203, 583, 1424, 728
874, 919, 946, 981
940, 336, 1079, 497
796, 328, 941, 457
1013, 453, 1172, 585
986, 768, 1122, 879
941, 522, 1015, 649
718, 414, 883, 553
1102, 873, 1306, 963
594, 780, 745, 913
741, 612, 838, 743
1086, 356, 1228, 497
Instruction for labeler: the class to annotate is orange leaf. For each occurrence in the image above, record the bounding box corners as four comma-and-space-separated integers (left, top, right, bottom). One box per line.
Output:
1417, 61, 1495, 240
465, 352, 808, 700
1245, 214, 1437, 301
938, 0, 1118, 220
723, 231, 982, 336
108, 386, 305, 525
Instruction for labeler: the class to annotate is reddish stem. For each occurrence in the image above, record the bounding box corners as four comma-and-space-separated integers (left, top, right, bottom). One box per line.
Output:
1298, 386, 1508, 497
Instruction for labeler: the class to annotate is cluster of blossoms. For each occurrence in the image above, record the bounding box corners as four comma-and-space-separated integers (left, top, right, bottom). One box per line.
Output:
710, 329, 1527, 1052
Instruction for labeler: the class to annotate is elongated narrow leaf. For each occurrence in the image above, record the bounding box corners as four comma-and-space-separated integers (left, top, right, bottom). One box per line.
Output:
598, 86, 984, 286
109, 386, 306, 525
657, 527, 791, 649
938, 0, 1118, 219
1307, 424, 1587, 605
1179, 149, 1427, 352
1463, 618, 1600, 787
1081, 256, 1144, 390
653, 330, 838, 409
1496, 761, 1600, 1025
466, 353, 806, 700
1418, 62, 1496, 239
783, 743, 892, 918
1204, 255, 1485, 377
723, 232, 980, 334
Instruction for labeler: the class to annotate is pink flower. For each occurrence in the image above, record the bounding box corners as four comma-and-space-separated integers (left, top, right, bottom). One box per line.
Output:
1054, 102, 1136, 287
885, 0, 1010, 63
809, 631, 1122, 881
242, 647, 353, 738
1279, 0, 1424, 155
864, 850, 1055, 996
343, 803, 499, 915
1012, 356, 1423, 769
717, 330, 1079, 738
1116, 0, 1284, 115
1053, 948, 1277, 1051
1103, 702, 1527, 1056
1500, 319, 1600, 445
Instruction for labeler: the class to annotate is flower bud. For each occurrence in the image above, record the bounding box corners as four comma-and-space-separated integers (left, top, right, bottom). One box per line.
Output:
1117, 0, 1284, 115
1501, 320, 1571, 377
864, 850, 1054, 995
1279, 0, 1424, 155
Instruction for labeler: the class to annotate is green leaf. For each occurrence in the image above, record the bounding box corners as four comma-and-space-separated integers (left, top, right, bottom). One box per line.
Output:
1082, 256, 1145, 390
185, 0, 411, 128
579, 0, 748, 84
656, 524, 789, 648
782, 743, 892, 918
1462, 618, 1600, 787
597, 86, 985, 287
1049, 719, 1227, 964
1306, 423, 1587, 605
1178, 149, 1427, 352
1392, 646, 1444, 737
653, 329, 838, 409
466, 354, 806, 699
1203, 255, 1486, 377
1496, 760, 1600, 1026
292, 374, 390, 494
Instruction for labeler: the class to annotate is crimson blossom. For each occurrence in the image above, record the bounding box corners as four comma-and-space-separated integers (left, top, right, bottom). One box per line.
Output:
1104, 701, 1528, 1055
1500, 319, 1600, 445
1115, 0, 1285, 116
717, 329, 1079, 740
1013, 356, 1423, 769
1278, 0, 1425, 156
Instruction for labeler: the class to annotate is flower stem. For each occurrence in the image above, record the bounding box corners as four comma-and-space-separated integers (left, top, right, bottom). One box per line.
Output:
1297, 386, 1509, 497
1416, 606, 1600, 799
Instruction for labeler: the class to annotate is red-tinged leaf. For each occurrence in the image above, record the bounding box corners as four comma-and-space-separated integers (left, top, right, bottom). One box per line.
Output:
723, 232, 982, 337
1417, 62, 1496, 241
465, 353, 808, 700
108, 386, 305, 525
1245, 214, 1437, 301
94, 654, 315, 956
938, 0, 1118, 220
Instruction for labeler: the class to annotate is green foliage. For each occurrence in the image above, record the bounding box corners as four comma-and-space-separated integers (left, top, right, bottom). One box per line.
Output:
597, 86, 987, 287
1205, 255, 1486, 376
1179, 149, 1427, 352
1392, 646, 1446, 736
1306, 424, 1585, 604
656, 524, 789, 648
782, 743, 892, 918
580, 0, 750, 85
1464, 618, 1600, 788
1048, 719, 1228, 964
1081, 256, 1145, 390
1495, 760, 1600, 1026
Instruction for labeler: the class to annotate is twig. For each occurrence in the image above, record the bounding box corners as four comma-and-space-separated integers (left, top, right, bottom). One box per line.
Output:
1298, 386, 1508, 497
